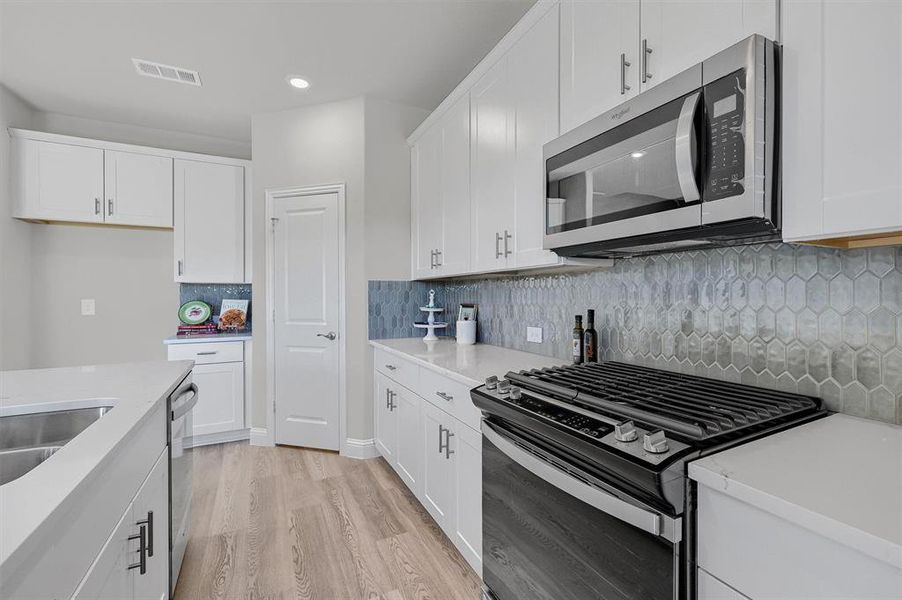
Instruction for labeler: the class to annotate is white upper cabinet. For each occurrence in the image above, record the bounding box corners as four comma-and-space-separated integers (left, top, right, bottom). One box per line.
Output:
13, 138, 104, 223
174, 159, 246, 283
782, 0, 902, 243
412, 126, 443, 279
639, 0, 777, 92
470, 56, 516, 273
104, 150, 173, 228
560, 0, 640, 133
411, 94, 471, 279
511, 5, 561, 269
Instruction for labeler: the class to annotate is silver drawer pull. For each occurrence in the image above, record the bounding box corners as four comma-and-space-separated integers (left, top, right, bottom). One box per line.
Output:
385, 364, 397, 371
196, 351, 218, 356
435, 391, 453, 402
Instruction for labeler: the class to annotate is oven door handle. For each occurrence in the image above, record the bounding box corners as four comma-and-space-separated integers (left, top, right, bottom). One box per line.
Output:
483, 423, 680, 543
171, 383, 198, 422
675, 91, 701, 203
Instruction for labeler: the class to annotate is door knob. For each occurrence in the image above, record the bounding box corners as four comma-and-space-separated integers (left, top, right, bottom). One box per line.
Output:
317, 332, 337, 341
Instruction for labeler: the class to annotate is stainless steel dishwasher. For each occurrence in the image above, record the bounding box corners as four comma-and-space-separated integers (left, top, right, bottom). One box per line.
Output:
168, 374, 197, 597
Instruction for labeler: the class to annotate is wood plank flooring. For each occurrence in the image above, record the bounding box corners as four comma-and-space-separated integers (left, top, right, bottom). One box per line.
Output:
173, 442, 481, 600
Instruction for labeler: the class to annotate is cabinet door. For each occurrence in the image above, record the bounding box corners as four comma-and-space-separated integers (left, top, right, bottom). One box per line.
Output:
190, 362, 245, 437
560, 0, 641, 133
698, 569, 750, 600
470, 57, 515, 273
374, 372, 398, 463
16, 138, 104, 223
394, 385, 422, 495
420, 401, 455, 529
783, 0, 902, 241
132, 449, 169, 600
452, 423, 482, 575
437, 94, 471, 276
511, 5, 563, 269
640, 0, 777, 92
412, 127, 443, 279
104, 150, 173, 228
174, 159, 245, 283
72, 503, 135, 599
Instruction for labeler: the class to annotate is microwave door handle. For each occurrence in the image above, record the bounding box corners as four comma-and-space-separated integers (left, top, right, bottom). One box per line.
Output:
675, 92, 701, 203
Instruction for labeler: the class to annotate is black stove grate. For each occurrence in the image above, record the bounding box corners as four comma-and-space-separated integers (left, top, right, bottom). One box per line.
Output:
504, 361, 821, 442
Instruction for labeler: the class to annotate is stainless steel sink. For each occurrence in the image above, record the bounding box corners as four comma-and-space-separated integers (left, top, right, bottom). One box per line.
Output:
0, 406, 112, 485
0, 446, 62, 486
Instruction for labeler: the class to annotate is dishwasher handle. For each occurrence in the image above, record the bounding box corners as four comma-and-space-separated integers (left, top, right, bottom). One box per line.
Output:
171, 383, 199, 422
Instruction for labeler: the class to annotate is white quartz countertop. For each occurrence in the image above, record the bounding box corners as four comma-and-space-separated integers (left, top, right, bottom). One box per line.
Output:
0, 361, 193, 570
369, 338, 564, 386
689, 414, 902, 570
164, 332, 252, 344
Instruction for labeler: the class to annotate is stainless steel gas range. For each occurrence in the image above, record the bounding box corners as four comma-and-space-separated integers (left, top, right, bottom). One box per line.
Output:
471, 361, 826, 600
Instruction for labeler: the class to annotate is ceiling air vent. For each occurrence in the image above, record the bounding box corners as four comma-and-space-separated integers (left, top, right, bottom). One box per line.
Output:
132, 58, 202, 87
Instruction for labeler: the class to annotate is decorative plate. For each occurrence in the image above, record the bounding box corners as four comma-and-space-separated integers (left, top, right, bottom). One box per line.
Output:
178, 300, 212, 325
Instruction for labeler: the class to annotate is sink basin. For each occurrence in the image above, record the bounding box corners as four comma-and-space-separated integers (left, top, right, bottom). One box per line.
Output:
0, 406, 112, 485
0, 446, 62, 486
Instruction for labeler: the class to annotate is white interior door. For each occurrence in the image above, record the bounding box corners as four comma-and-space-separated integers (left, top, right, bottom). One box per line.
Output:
272, 191, 342, 450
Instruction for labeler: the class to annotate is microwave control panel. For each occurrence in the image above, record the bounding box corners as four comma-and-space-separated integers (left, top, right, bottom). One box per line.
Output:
704, 69, 746, 201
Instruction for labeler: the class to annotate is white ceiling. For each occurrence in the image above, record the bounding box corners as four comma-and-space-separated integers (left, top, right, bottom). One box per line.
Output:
0, 0, 534, 143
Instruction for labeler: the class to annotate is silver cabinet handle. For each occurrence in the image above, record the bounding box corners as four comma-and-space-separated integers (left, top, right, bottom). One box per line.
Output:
317, 332, 337, 341
620, 53, 631, 94
196, 351, 217, 356
389, 390, 397, 411
136, 511, 154, 557
445, 429, 455, 459
495, 232, 503, 259
94, 198, 101, 215
438, 424, 446, 454
435, 391, 453, 402
385, 388, 390, 409
107, 198, 113, 216
385, 364, 397, 371
177, 260, 184, 277
127, 523, 147, 575
434, 249, 442, 267
430, 249, 436, 269
642, 38, 653, 83
504, 230, 512, 257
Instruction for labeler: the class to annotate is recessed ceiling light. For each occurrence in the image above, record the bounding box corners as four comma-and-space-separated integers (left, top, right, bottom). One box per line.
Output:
287, 76, 310, 89
631, 151, 645, 159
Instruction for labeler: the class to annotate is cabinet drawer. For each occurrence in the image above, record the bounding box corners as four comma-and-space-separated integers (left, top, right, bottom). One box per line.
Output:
374, 348, 418, 391
167, 341, 243, 364
418, 367, 480, 431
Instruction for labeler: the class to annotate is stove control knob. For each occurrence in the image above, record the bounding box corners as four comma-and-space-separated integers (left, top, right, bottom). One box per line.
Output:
614, 420, 639, 443
643, 430, 670, 454
485, 375, 498, 390
509, 386, 522, 400
497, 379, 511, 395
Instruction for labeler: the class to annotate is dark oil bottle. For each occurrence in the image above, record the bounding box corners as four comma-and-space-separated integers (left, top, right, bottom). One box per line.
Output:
572, 315, 584, 364
584, 309, 598, 363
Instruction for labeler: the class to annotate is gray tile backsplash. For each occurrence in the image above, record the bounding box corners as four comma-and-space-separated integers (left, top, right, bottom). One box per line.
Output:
180, 283, 252, 325
368, 243, 902, 424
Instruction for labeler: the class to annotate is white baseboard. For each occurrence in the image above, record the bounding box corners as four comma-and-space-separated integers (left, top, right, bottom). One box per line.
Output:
249, 426, 274, 447
343, 437, 379, 460
187, 428, 250, 448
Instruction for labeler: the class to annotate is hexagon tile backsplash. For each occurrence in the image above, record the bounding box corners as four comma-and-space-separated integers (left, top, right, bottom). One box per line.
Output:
368, 243, 902, 424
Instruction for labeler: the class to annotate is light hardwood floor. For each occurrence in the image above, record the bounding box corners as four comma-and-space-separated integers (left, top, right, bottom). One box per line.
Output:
173, 442, 481, 600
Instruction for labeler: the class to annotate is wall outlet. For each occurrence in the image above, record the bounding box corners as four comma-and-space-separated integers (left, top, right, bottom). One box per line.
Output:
81, 299, 96, 316
527, 326, 543, 343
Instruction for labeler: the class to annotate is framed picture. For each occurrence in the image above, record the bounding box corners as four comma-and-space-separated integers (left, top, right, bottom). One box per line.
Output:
458, 303, 478, 321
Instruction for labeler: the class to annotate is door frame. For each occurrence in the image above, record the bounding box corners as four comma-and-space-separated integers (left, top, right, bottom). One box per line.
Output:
264, 183, 348, 453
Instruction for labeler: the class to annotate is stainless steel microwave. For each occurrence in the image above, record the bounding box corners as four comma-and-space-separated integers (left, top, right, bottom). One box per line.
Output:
544, 34, 779, 258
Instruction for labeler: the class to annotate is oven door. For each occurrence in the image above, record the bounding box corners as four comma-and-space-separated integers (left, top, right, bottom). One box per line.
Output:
544, 65, 705, 253
482, 421, 683, 600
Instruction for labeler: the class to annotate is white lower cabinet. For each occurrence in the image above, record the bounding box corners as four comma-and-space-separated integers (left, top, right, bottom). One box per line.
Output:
73, 448, 169, 600
374, 359, 482, 575
167, 341, 247, 443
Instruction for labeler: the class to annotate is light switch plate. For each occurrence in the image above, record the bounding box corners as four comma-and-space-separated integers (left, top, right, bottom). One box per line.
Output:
81, 299, 96, 316
527, 326, 543, 343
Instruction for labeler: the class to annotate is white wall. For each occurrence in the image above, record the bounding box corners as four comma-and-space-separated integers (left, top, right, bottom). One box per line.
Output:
250, 96, 423, 441
0, 84, 36, 369
32, 112, 250, 159
28, 224, 177, 368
